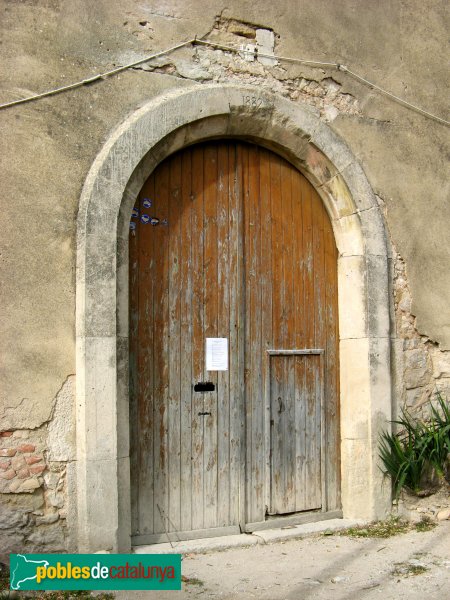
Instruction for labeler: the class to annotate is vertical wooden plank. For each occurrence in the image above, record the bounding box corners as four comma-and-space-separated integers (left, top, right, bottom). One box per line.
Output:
136, 176, 156, 534
292, 171, 305, 345
287, 354, 296, 512
259, 149, 273, 518
269, 154, 284, 513
230, 142, 244, 527
152, 161, 170, 534
269, 355, 278, 513
319, 352, 326, 512
294, 354, 306, 510
203, 144, 219, 528
312, 188, 326, 350
282, 356, 296, 513
315, 353, 323, 509
168, 155, 182, 532
291, 170, 306, 511
280, 160, 295, 349
244, 145, 264, 522
242, 144, 250, 523
179, 149, 193, 532
251, 146, 264, 522
242, 143, 252, 522
280, 159, 296, 512
302, 179, 314, 349
217, 143, 231, 526
190, 145, 205, 531
129, 193, 140, 535
310, 186, 326, 507
301, 179, 316, 509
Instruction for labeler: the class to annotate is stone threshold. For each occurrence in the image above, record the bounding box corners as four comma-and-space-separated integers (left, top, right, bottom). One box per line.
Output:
133, 518, 365, 555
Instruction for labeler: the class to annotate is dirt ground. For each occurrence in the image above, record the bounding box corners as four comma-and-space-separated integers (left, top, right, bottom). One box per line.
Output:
113, 521, 450, 600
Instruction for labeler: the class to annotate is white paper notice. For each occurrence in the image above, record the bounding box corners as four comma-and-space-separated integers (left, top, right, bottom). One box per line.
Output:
206, 338, 228, 371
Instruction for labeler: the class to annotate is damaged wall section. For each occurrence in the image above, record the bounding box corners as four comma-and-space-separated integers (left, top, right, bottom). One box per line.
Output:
393, 249, 450, 414
0, 376, 76, 560
136, 18, 359, 122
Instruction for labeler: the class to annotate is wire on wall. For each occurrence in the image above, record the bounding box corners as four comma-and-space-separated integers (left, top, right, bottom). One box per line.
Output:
194, 39, 449, 126
0, 39, 194, 110
0, 36, 448, 127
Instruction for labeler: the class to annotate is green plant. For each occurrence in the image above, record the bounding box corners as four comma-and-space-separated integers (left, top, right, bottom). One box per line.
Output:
392, 562, 428, 577
336, 515, 437, 539
428, 393, 450, 474
414, 516, 436, 532
379, 393, 450, 498
182, 576, 204, 586
379, 411, 428, 497
339, 516, 410, 538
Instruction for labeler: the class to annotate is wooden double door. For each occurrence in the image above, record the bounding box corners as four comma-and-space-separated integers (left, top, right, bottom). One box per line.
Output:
129, 141, 340, 544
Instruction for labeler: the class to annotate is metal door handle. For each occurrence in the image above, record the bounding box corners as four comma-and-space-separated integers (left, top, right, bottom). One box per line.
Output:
198, 411, 212, 416
277, 397, 284, 413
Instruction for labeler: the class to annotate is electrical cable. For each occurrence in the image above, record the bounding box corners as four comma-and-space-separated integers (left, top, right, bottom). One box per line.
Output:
0, 39, 195, 110
194, 37, 340, 68
0, 36, 447, 127
194, 39, 450, 127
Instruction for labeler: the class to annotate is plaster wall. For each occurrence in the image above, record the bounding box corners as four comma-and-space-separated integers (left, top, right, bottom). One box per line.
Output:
0, 0, 449, 555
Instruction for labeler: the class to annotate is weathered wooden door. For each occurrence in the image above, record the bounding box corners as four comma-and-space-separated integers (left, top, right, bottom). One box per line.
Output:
129, 141, 340, 544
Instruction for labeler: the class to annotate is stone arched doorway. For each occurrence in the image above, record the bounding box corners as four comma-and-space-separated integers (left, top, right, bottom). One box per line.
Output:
76, 84, 392, 552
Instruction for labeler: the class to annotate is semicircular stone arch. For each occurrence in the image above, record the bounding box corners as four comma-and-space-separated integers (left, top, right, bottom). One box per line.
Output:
76, 84, 392, 552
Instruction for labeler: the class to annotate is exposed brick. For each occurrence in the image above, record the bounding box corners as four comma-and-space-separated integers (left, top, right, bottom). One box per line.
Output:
29, 464, 46, 475
0, 460, 11, 470
0, 469, 16, 480
0, 431, 13, 437
25, 454, 44, 465
18, 444, 35, 453
0, 448, 17, 457
16, 467, 31, 479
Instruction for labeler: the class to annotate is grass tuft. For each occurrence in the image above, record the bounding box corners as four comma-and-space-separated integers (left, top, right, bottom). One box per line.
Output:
335, 515, 437, 539
392, 562, 428, 577
339, 516, 410, 538
182, 575, 204, 587
414, 516, 437, 532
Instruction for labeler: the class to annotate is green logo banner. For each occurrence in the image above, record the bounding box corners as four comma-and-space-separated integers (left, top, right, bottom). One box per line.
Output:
10, 554, 181, 591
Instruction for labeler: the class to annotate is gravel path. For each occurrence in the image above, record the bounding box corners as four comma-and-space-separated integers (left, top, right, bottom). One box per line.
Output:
112, 521, 450, 600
